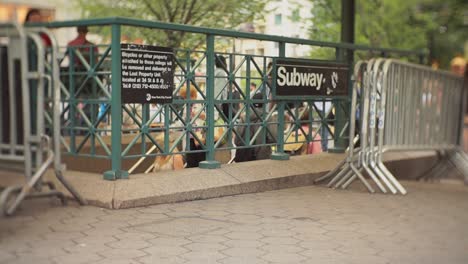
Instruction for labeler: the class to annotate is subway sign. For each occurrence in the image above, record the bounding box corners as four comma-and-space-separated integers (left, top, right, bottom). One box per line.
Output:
275, 59, 349, 97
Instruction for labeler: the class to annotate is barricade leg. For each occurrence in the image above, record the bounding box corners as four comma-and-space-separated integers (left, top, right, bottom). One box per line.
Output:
0, 135, 85, 216
362, 160, 387, 193
342, 173, 357, 189
449, 150, 468, 184
314, 158, 348, 183
370, 159, 397, 194
376, 162, 407, 195
326, 164, 351, 187
423, 159, 452, 181
333, 169, 353, 189
416, 151, 446, 180
54, 169, 87, 206
349, 163, 375, 193
1, 136, 54, 215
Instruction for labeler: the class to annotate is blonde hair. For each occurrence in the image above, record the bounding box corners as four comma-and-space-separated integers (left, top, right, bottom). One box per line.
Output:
450, 56, 466, 77
451, 56, 466, 67
178, 84, 198, 100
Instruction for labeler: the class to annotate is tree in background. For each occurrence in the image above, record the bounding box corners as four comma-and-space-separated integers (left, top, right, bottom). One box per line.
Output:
76, 0, 267, 49
307, 0, 468, 68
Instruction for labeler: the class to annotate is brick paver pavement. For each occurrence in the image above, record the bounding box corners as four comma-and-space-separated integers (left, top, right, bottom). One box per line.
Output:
1, 181, 467, 264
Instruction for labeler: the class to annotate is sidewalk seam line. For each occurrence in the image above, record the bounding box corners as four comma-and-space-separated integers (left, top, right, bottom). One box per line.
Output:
112, 181, 116, 209
220, 168, 243, 183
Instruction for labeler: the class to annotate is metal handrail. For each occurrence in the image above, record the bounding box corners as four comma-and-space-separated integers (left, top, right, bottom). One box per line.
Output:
28, 17, 426, 58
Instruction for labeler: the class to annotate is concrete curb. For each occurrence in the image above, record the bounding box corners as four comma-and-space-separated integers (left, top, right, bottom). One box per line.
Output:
9, 150, 461, 209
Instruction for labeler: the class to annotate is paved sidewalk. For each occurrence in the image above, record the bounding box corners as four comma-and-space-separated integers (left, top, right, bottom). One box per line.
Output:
1, 181, 467, 264
2, 151, 439, 209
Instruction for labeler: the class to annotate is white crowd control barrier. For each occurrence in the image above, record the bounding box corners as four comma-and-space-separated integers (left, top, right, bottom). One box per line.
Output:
316, 58, 468, 194
0, 23, 85, 216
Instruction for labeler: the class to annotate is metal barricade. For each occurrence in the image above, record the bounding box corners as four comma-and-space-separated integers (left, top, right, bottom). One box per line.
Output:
0, 22, 85, 216
316, 59, 468, 194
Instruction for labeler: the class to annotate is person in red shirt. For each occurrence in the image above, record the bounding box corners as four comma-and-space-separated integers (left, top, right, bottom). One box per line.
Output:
67, 26, 99, 68
67, 26, 100, 134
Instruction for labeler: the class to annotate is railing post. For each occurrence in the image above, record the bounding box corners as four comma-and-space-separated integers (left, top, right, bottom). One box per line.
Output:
199, 34, 221, 169
69, 47, 76, 154
50, 33, 62, 170
271, 41, 289, 160
103, 23, 128, 180
331, 0, 354, 153
329, 46, 347, 153
418, 51, 425, 65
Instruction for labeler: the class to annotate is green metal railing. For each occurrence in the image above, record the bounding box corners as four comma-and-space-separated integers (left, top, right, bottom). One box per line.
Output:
27, 17, 425, 180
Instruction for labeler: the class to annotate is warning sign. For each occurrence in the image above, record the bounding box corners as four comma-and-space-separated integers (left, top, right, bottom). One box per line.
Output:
121, 43, 174, 104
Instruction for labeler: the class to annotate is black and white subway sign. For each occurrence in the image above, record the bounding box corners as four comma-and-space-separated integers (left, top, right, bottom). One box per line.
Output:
121, 43, 174, 104
275, 59, 349, 97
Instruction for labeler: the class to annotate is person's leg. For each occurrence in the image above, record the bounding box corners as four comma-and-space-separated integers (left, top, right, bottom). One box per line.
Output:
321, 111, 329, 151
185, 138, 198, 168
173, 154, 185, 170
185, 138, 206, 168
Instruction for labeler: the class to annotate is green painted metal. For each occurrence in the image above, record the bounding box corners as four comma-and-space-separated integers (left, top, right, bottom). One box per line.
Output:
68, 47, 77, 154
278, 42, 286, 58
35, 17, 425, 58
341, 0, 355, 65
19, 17, 429, 178
245, 56, 252, 143
330, 102, 347, 153
90, 47, 97, 156
199, 34, 220, 169
329, 39, 347, 153
141, 104, 148, 157
271, 102, 289, 160
104, 24, 127, 180
271, 41, 289, 161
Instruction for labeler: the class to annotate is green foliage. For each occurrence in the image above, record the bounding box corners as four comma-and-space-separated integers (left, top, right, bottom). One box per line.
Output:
307, 0, 341, 59
307, 0, 468, 67
76, 0, 267, 49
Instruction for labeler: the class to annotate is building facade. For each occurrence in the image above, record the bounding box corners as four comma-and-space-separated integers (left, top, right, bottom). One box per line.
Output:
235, 0, 313, 58
1, 0, 80, 45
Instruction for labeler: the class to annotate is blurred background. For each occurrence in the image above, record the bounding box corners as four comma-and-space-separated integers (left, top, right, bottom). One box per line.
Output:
1, 0, 466, 68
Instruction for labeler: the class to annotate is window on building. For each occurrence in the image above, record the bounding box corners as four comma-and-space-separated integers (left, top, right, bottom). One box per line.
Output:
246, 49, 255, 55
275, 14, 282, 25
